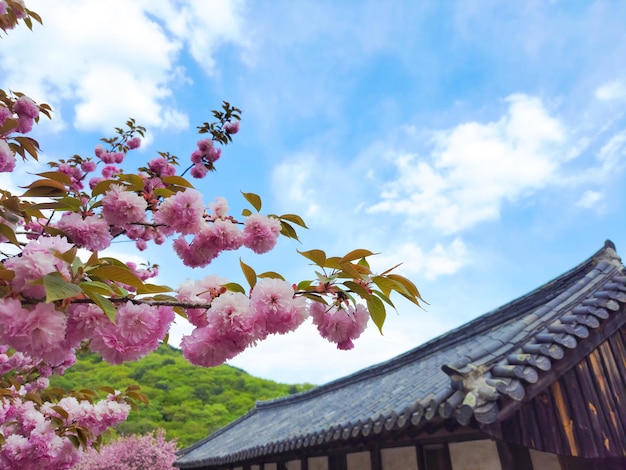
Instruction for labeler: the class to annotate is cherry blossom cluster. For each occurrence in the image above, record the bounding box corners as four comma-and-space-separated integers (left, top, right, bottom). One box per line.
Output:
310, 302, 369, 350
0, 235, 175, 366
0, 347, 132, 469
0, 95, 39, 172
0, 0, 27, 32
0, 391, 130, 469
180, 277, 309, 366
72, 429, 178, 470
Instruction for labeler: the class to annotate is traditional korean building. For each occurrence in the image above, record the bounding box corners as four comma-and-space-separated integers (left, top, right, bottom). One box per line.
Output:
175, 240, 626, 470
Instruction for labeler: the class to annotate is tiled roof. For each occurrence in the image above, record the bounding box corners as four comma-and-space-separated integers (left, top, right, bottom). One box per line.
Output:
176, 241, 626, 469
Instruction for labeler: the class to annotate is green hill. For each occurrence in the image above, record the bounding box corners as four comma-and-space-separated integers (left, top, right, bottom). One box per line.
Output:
50, 344, 315, 447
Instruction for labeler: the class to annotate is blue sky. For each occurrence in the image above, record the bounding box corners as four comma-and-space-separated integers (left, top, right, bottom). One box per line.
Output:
1, 0, 625, 384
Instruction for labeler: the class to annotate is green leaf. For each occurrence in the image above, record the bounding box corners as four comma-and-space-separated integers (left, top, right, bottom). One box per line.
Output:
56, 246, 78, 264
98, 257, 130, 268
0, 223, 19, 246
0, 267, 15, 281
366, 296, 386, 334
302, 292, 327, 304
161, 175, 195, 189
323, 257, 342, 270
79, 281, 114, 296
296, 279, 313, 290
223, 282, 246, 294
154, 187, 175, 198
372, 289, 395, 309
239, 259, 257, 289
343, 280, 371, 299
241, 192, 262, 212
43, 273, 82, 302
135, 283, 173, 295
31, 196, 82, 212
14, 136, 40, 159
91, 179, 117, 197
279, 220, 299, 241
118, 173, 146, 191
387, 274, 424, 303
371, 275, 400, 298
36, 171, 72, 185
338, 262, 365, 280
83, 290, 117, 323
280, 213, 308, 228
258, 271, 286, 280
241, 208, 252, 217
89, 265, 143, 288
21, 179, 67, 197
51, 406, 69, 420
339, 249, 376, 264
298, 249, 326, 267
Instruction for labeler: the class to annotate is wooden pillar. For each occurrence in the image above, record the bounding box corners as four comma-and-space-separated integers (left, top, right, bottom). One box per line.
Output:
496, 441, 533, 470
370, 447, 382, 470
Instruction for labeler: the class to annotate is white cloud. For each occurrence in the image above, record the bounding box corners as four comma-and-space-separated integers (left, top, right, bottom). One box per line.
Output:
370, 238, 469, 280
575, 190, 603, 210
595, 80, 626, 101
0, 0, 248, 133
228, 313, 452, 384
271, 158, 321, 219
368, 94, 568, 233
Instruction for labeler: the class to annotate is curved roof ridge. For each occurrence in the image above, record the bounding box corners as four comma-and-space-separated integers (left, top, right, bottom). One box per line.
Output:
255, 242, 618, 410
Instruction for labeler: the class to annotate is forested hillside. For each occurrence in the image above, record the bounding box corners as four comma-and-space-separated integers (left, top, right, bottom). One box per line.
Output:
50, 345, 315, 447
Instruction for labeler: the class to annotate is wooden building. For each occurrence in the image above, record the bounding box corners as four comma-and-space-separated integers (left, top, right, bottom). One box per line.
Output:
175, 241, 626, 470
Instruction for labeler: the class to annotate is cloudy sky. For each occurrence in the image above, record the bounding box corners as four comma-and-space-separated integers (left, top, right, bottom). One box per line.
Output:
2, 0, 625, 385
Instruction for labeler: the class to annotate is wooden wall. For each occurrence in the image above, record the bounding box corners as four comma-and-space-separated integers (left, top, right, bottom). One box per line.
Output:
499, 326, 626, 459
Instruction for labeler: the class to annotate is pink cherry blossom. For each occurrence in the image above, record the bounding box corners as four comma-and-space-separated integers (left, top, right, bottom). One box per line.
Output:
310, 302, 369, 350
148, 157, 176, 177
204, 219, 243, 251
242, 213, 281, 254
206, 291, 255, 341
225, 120, 240, 134
154, 188, 206, 235
190, 162, 208, 178
4, 236, 74, 299
190, 149, 203, 164
250, 278, 308, 335
65, 304, 108, 346
12, 96, 38, 119
101, 184, 147, 227
1, 302, 70, 365
0, 139, 16, 172
208, 196, 229, 217
127, 137, 141, 149
89, 303, 174, 364
178, 275, 227, 328
57, 212, 112, 251
173, 235, 220, 268
181, 325, 246, 367
80, 160, 97, 172
101, 164, 121, 178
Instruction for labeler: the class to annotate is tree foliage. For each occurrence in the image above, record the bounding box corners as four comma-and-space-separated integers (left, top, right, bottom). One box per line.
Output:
51, 345, 314, 447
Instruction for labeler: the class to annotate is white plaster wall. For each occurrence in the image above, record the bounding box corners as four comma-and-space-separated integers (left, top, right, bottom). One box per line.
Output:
264, 464, 277, 470
251, 465, 260, 470
233, 467, 242, 470
381, 446, 418, 470
529, 449, 561, 470
308, 456, 328, 470
449, 440, 502, 470
286, 459, 302, 470
347, 451, 371, 469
